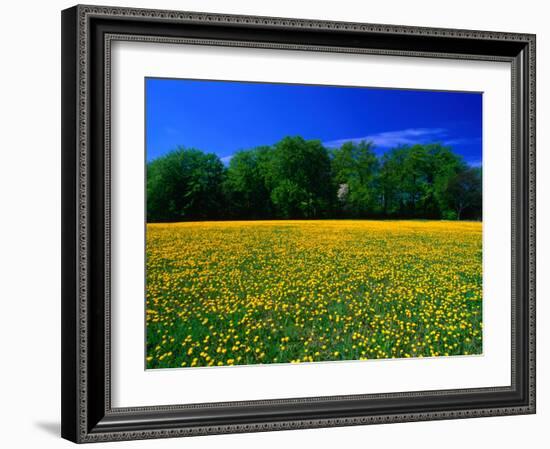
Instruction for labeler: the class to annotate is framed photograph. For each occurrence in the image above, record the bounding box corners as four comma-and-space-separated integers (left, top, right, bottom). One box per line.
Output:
61, 4, 536, 443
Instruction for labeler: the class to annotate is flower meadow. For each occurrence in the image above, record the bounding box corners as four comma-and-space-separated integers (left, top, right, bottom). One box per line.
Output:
146, 220, 482, 369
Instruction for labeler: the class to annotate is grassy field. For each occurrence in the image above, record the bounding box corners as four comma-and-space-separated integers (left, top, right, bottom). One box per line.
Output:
146, 220, 482, 369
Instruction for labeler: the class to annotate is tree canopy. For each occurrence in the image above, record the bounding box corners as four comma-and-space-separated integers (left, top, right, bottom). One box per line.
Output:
147, 147, 225, 222
147, 137, 482, 222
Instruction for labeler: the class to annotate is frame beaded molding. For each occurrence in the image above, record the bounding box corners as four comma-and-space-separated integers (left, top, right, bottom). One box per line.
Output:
72, 4, 535, 442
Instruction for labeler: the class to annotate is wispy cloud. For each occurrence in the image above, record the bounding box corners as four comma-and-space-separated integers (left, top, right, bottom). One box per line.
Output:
220, 155, 233, 165
468, 159, 482, 167
443, 137, 482, 146
323, 127, 448, 149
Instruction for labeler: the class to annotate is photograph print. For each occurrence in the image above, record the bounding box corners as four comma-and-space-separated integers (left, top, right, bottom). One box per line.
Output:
145, 78, 483, 370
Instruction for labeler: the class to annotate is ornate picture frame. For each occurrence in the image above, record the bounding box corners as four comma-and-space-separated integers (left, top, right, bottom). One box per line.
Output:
61, 4, 536, 443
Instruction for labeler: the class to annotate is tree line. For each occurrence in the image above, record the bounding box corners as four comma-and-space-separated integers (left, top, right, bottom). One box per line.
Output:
147, 136, 482, 222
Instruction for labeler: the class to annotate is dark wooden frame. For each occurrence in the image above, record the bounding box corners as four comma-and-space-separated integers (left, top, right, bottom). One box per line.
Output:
61, 4, 536, 443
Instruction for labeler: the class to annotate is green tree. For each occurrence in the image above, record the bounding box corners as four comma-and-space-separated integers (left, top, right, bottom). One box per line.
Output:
331, 140, 379, 216
378, 146, 410, 216
223, 147, 272, 218
377, 144, 467, 218
147, 147, 225, 222
444, 167, 482, 220
265, 137, 333, 218
145, 139, 481, 222
270, 180, 309, 218
426, 144, 468, 217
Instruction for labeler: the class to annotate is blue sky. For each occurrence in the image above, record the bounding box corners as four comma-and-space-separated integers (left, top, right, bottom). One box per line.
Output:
146, 78, 482, 166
